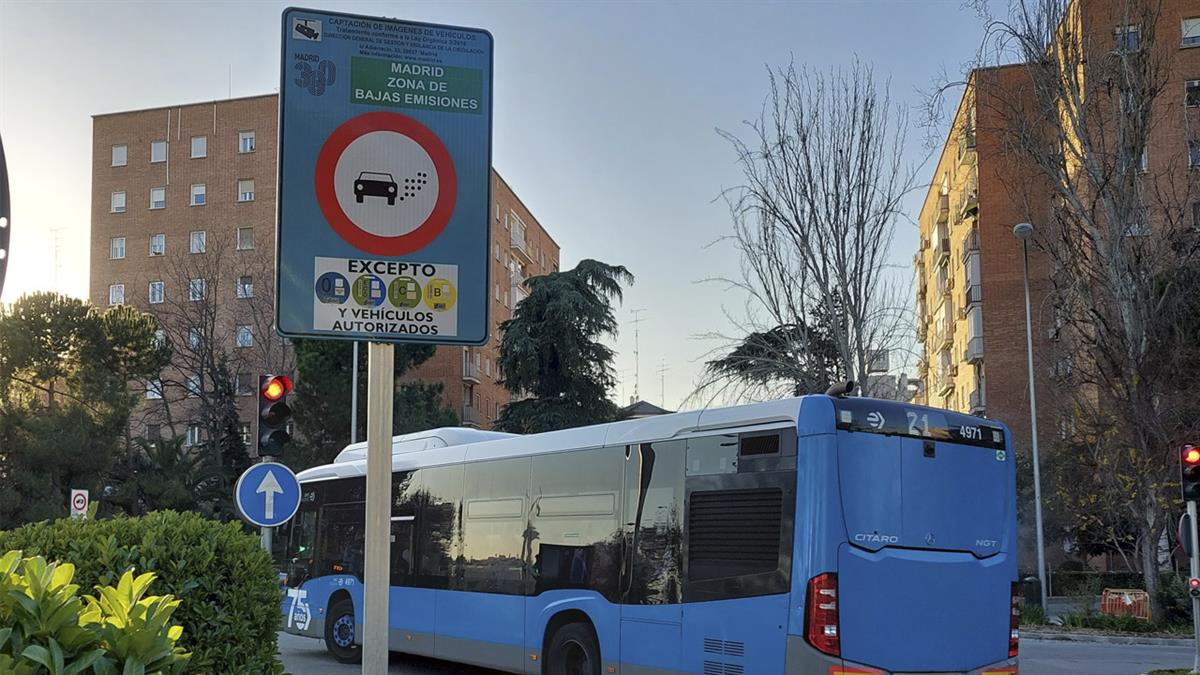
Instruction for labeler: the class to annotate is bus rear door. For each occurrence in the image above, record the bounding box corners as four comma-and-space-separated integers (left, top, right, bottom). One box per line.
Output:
835, 428, 1014, 673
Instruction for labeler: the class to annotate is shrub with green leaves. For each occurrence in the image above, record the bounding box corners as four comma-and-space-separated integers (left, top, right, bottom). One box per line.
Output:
0, 512, 282, 673
0, 550, 188, 674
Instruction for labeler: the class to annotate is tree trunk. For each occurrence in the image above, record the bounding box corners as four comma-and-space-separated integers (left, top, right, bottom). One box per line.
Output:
1138, 509, 1164, 622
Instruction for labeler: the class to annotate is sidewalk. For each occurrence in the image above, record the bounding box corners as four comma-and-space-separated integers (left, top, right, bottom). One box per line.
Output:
1024, 628, 1195, 647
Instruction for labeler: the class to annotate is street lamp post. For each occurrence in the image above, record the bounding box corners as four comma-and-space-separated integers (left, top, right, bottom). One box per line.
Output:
1014, 222, 1049, 614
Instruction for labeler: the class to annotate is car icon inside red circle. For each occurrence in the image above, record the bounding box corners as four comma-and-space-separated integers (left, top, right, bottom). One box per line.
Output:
354, 171, 398, 205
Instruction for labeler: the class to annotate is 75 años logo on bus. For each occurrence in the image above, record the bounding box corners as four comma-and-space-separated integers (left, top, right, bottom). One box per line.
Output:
286, 588, 312, 631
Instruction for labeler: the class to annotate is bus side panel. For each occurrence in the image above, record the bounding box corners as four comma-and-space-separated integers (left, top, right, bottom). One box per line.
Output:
680, 595, 789, 674
388, 586, 436, 656
436, 589, 525, 672
787, 429, 843, 637
525, 591, 621, 675
620, 604, 682, 673
280, 575, 362, 640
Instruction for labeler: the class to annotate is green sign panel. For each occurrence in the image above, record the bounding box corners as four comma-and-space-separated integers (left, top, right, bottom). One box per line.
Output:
350, 56, 483, 114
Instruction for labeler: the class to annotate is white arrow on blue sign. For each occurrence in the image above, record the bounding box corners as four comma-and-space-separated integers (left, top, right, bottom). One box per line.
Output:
234, 462, 302, 528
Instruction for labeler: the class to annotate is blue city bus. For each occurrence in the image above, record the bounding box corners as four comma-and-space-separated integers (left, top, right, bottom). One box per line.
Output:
278, 395, 1019, 674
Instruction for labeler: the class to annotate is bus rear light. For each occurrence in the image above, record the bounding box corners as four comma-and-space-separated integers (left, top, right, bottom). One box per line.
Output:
1009, 581, 1020, 658
806, 572, 839, 657
829, 668, 882, 674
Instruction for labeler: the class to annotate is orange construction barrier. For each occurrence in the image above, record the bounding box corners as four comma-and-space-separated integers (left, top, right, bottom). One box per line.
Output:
1099, 588, 1151, 621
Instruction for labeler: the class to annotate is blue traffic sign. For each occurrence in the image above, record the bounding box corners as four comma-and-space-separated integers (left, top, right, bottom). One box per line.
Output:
277, 8, 493, 345
234, 462, 302, 528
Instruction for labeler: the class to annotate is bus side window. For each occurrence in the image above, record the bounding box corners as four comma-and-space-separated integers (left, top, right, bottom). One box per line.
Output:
462, 458, 529, 595
623, 440, 685, 605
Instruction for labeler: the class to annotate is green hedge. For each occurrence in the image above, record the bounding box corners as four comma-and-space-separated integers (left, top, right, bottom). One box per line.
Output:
0, 511, 283, 673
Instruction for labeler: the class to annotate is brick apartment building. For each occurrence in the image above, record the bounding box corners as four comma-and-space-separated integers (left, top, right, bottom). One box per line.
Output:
915, 0, 1200, 457
89, 94, 558, 445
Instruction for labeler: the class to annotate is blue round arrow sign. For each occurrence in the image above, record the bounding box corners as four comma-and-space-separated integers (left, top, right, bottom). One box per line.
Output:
235, 462, 302, 528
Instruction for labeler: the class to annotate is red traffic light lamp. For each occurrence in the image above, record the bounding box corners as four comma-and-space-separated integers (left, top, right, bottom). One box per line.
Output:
1182, 444, 1200, 501
261, 375, 292, 402
258, 375, 294, 456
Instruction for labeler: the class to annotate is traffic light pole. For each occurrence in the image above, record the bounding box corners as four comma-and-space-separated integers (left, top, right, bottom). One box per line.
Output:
362, 342, 393, 675
1189, 499, 1200, 674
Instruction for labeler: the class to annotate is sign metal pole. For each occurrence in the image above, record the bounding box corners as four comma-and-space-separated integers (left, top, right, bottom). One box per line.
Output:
1189, 499, 1200, 674
363, 342, 394, 674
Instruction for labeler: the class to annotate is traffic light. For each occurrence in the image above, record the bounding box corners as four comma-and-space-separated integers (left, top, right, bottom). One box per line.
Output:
258, 375, 293, 456
1181, 444, 1200, 501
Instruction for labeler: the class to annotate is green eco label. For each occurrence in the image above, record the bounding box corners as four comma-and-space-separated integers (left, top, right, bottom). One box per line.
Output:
351, 56, 483, 114
388, 276, 422, 308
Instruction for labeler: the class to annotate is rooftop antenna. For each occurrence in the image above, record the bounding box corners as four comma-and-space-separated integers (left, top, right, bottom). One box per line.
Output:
630, 309, 646, 402
656, 359, 670, 409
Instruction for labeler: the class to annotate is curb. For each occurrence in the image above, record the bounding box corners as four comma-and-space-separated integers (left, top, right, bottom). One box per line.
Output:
1023, 629, 1194, 646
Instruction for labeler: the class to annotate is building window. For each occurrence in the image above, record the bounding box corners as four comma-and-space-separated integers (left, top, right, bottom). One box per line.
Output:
236, 373, 253, 397
150, 233, 165, 256
111, 191, 126, 213
189, 278, 206, 301
1193, 202, 1200, 230
1188, 81, 1200, 108
1184, 18, 1200, 47
153, 329, 165, 347
236, 325, 253, 348
146, 424, 161, 441
188, 327, 203, 349
239, 131, 256, 153
186, 375, 201, 398
236, 227, 254, 250
1190, 141, 1200, 168
494, 284, 500, 301
238, 179, 255, 202
150, 187, 165, 210
108, 284, 124, 306
1114, 25, 1139, 53
238, 423, 251, 445
1139, 147, 1148, 173
190, 230, 206, 254
110, 237, 125, 260
111, 145, 127, 167
190, 183, 206, 206
148, 281, 164, 304
494, 243, 500, 260
145, 379, 163, 400
185, 424, 202, 446
190, 136, 207, 158
150, 141, 167, 163
236, 276, 253, 298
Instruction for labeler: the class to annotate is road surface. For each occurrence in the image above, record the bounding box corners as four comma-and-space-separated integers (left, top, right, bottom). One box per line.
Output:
278, 632, 1194, 674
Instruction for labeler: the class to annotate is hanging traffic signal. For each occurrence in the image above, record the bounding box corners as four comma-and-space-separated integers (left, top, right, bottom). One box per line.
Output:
1181, 444, 1200, 501
258, 375, 293, 456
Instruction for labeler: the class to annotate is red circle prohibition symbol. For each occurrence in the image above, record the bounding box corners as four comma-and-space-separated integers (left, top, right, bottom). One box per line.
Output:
72, 494, 86, 509
314, 111, 457, 256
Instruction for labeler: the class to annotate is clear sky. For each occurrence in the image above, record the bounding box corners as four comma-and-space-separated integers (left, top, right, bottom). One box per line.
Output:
0, 0, 985, 410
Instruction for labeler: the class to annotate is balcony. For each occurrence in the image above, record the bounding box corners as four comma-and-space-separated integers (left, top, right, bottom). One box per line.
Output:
968, 388, 986, 415
938, 367, 957, 396
961, 227, 980, 262
510, 214, 533, 264
964, 336, 984, 364
957, 171, 979, 220
462, 405, 482, 428
935, 194, 950, 224
916, 358, 929, 377
958, 127, 977, 165
963, 281, 982, 308
937, 271, 955, 298
463, 359, 481, 384
511, 269, 528, 305
916, 321, 927, 343
935, 326, 954, 352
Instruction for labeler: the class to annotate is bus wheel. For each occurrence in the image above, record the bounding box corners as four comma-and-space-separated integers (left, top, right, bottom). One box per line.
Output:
545, 622, 600, 675
324, 598, 361, 664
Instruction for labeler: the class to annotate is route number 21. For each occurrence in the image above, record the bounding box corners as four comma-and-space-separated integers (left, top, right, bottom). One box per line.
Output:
906, 411, 931, 437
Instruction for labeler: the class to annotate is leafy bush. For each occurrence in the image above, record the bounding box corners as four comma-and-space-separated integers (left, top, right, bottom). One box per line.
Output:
0, 512, 282, 673
0, 550, 188, 674
1158, 574, 1192, 627
1060, 611, 1158, 632
1019, 601, 1047, 626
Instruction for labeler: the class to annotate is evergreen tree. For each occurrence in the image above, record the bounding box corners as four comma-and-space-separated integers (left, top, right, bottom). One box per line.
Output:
289, 340, 457, 470
496, 260, 633, 434
0, 294, 168, 526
